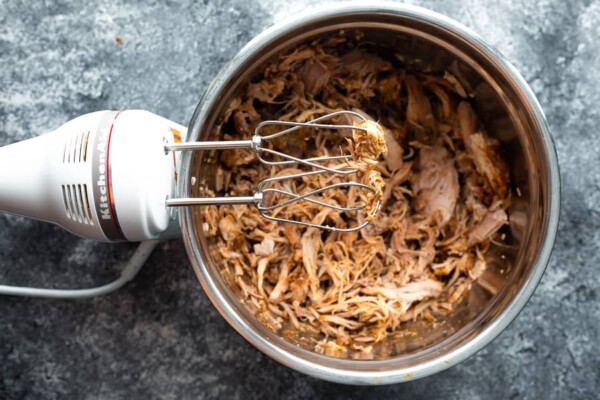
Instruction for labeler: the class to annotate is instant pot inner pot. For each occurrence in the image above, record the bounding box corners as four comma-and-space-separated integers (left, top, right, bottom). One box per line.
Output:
188, 21, 548, 361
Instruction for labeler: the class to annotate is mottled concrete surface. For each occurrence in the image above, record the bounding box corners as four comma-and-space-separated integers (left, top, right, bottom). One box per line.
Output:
0, 0, 598, 398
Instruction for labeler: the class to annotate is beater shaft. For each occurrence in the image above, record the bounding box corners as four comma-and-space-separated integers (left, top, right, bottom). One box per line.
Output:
165, 195, 257, 206
165, 140, 253, 151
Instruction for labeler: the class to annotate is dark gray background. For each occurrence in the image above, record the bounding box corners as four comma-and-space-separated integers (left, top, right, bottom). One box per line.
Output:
0, 0, 598, 399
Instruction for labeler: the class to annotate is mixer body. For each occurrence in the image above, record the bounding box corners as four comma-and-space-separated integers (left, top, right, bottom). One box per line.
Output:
0, 110, 184, 241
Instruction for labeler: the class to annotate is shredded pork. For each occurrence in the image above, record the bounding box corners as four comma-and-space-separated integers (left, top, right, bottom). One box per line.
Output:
349, 120, 388, 171
201, 35, 511, 356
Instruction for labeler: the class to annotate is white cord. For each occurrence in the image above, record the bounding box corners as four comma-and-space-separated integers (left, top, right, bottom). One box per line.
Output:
0, 240, 159, 299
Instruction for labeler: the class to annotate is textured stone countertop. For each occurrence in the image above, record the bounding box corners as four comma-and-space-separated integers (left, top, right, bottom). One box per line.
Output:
0, 0, 598, 398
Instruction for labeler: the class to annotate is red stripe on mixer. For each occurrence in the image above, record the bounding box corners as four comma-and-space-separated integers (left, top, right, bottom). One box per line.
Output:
105, 111, 126, 241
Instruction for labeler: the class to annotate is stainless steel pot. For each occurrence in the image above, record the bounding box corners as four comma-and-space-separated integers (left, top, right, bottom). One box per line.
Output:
177, 2, 560, 384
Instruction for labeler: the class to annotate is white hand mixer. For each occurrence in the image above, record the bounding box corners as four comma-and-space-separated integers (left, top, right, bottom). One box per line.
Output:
0, 109, 378, 298
0, 109, 377, 243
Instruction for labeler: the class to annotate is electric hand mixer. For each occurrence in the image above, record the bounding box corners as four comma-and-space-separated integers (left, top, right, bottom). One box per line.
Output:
0, 109, 377, 242
0, 109, 379, 297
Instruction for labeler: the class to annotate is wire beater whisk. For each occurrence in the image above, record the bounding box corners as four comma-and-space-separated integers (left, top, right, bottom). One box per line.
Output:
164, 110, 380, 232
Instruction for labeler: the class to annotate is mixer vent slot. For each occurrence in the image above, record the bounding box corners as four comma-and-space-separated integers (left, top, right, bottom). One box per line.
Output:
63, 130, 90, 163
61, 184, 94, 225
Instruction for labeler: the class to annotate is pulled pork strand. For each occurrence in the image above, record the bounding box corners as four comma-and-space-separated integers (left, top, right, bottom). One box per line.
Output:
348, 120, 388, 219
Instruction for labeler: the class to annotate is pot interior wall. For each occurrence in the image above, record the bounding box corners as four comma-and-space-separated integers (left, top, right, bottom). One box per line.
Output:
186, 17, 548, 362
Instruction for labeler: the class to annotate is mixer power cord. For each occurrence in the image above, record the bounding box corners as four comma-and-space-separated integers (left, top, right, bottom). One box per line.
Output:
0, 240, 159, 299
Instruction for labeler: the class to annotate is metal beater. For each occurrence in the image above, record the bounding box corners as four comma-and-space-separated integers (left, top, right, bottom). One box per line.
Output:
166, 110, 377, 232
